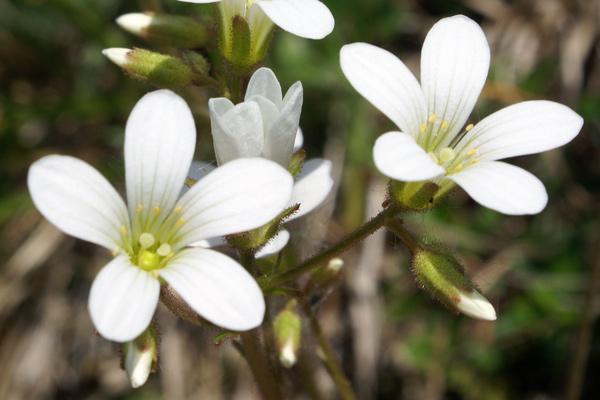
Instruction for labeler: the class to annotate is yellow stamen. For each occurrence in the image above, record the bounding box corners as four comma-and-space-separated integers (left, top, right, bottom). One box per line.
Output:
465, 123, 474, 132
174, 205, 182, 213
428, 114, 436, 123
153, 206, 159, 214
136, 204, 143, 212
176, 218, 183, 226
467, 148, 477, 156
121, 225, 127, 234
441, 121, 448, 131
152, 270, 159, 278
455, 164, 463, 173
166, 253, 174, 260
420, 124, 427, 133
469, 159, 478, 165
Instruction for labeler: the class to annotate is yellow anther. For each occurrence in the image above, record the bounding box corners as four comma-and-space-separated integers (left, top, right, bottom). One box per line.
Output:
428, 152, 439, 164
455, 164, 463, 172
152, 270, 159, 278
467, 148, 477, 156
110, 250, 117, 257
166, 253, 174, 260
153, 206, 159, 214
469, 159, 478, 165
465, 123, 474, 132
420, 124, 427, 133
121, 225, 127, 234
136, 204, 143, 212
428, 114, 436, 123
176, 218, 183, 226
441, 121, 448, 131
174, 205, 183, 213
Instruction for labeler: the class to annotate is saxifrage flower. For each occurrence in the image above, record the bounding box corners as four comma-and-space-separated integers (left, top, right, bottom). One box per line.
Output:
340, 15, 583, 215
28, 90, 294, 342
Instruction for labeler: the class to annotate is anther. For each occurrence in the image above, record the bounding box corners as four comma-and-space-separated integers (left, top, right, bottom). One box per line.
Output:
469, 159, 478, 165
153, 206, 159, 214
441, 121, 448, 131
136, 204, 143, 212
157, 244, 171, 257
420, 124, 427, 133
454, 164, 463, 172
465, 124, 474, 132
467, 148, 477, 156
121, 225, 127, 234
174, 205, 182, 213
428, 114, 436, 123
139, 232, 155, 248
176, 218, 183, 226
166, 253, 174, 260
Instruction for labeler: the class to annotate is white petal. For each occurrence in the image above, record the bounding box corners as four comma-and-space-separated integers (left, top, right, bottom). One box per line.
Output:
210, 101, 265, 164
247, 2, 276, 49
457, 290, 497, 321
456, 100, 584, 161
293, 127, 304, 151
256, 230, 290, 258
176, 0, 221, 3
172, 158, 294, 247
189, 235, 227, 248
245, 67, 283, 108
448, 161, 548, 215
179, 161, 216, 198
287, 158, 333, 221
124, 341, 153, 388
125, 90, 196, 226
102, 48, 131, 68
373, 132, 445, 182
420, 15, 490, 148
263, 82, 303, 167
159, 248, 265, 330
28, 155, 129, 251
340, 43, 427, 137
209, 97, 235, 117
116, 13, 153, 36
256, 0, 334, 39
89, 255, 159, 342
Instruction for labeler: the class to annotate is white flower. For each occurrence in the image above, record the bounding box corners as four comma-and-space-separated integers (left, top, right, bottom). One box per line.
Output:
178, 0, 334, 40
207, 68, 334, 256
28, 90, 294, 342
340, 15, 583, 215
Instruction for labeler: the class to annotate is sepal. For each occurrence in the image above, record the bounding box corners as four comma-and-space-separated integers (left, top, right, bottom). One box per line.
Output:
287, 148, 306, 180
388, 180, 440, 212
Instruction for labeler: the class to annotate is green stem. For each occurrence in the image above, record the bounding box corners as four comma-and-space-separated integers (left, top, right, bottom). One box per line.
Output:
258, 205, 398, 290
385, 217, 423, 255
240, 330, 283, 400
302, 302, 357, 400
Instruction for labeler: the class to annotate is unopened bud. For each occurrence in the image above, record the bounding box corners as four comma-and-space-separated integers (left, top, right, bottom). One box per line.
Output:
117, 12, 209, 48
121, 324, 159, 388
310, 257, 344, 289
103, 48, 193, 89
412, 244, 496, 321
273, 301, 301, 368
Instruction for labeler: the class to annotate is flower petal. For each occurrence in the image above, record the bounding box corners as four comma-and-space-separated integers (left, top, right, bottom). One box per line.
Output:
448, 161, 548, 215
159, 248, 265, 330
210, 100, 264, 164
293, 127, 304, 151
373, 132, 445, 182
255, 0, 334, 39
420, 15, 490, 148
455, 100, 584, 161
179, 161, 216, 198
171, 158, 294, 247
89, 255, 159, 342
263, 82, 303, 166
287, 158, 333, 221
28, 155, 129, 251
209, 97, 235, 117
245, 67, 283, 108
125, 90, 196, 226
256, 229, 290, 258
176, 0, 221, 3
340, 43, 427, 137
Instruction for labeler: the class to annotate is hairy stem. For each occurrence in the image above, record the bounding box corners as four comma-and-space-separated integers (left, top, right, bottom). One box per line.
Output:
241, 330, 284, 400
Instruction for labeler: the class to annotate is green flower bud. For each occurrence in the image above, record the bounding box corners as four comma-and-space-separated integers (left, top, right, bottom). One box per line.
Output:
309, 257, 344, 289
121, 323, 159, 388
412, 244, 496, 321
116, 12, 210, 48
273, 301, 301, 368
102, 48, 193, 90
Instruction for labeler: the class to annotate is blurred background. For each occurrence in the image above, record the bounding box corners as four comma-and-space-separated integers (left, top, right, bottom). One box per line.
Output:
1, 0, 600, 399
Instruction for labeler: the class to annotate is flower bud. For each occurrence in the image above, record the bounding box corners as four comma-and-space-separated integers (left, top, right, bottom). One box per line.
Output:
117, 12, 210, 48
412, 244, 496, 321
273, 301, 301, 368
102, 48, 193, 89
121, 324, 159, 388
310, 257, 344, 289
388, 180, 440, 212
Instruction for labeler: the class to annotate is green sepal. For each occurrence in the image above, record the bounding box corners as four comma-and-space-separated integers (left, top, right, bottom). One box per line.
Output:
212, 330, 240, 346
124, 48, 192, 89
228, 14, 253, 72
288, 148, 306, 180
388, 179, 440, 212
142, 12, 210, 48
263, 287, 304, 298
181, 50, 210, 75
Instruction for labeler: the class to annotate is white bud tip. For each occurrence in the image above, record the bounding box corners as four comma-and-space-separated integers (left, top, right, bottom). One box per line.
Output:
116, 13, 153, 36
279, 341, 297, 368
457, 290, 497, 321
124, 343, 153, 388
102, 48, 131, 68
